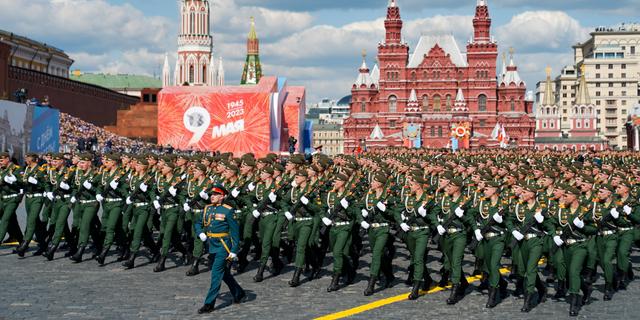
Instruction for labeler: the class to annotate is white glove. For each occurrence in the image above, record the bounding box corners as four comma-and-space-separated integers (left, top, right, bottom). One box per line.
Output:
227, 252, 238, 261
60, 181, 70, 190
46, 192, 54, 201
300, 196, 309, 205
126, 197, 132, 205
455, 207, 464, 218
19, 188, 23, 194
139, 183, 148, 192
418, 206, 427, 217
82, 180, 92, 190
534, 211, 544, 223
231, 188, 240, 198
248, 182, 255, 191
361, 221, 370, 229
3, 176, 12, 184
401, 223, 411, 232
376, 202, 386, 212
322, 217, 333, 226
437, 225, 446, 235
553, 235, 563, 247
268, 192, 277, 203
493, 212, 503, 223
153, 200, 161, 210
183, 203, 190, 212
96, 194, 104, 202
198, 233, 207, 242
169, 186, 177, 197
361, 209, 369, 218
611, 208, 620, 219
28, 176, 38, 185
285, 211, 293, 221
474, 229, 484, 242
110, 180, 119, 190
400, 213, 406, 221
512, 230, 524, 241
181, 174, 187, 180
199, 190, 209, 200
252, 210, 260, 218
623, 205, 632, 215
573, 217, 585, 229
70, 196, 77, 204
340, 198, 349, 209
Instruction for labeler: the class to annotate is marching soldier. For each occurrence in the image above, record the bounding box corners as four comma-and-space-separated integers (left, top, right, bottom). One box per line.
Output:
15, 153, 47, 257
95, 154, 128, 265
185, 163, 212, 276
69, 154, 102, 263
0, 152, 23, 247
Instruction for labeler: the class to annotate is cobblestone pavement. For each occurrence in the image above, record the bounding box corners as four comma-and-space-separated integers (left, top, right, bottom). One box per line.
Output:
2, 207, 640, 319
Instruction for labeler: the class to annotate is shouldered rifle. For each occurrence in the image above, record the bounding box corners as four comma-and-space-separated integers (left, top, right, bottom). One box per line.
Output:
284, 188, 318, 230
431, 201, 470, 245
509, 208, 548, 248
468, 208, 504, 251
320, 193, 356, 236
254, 181, 288, 214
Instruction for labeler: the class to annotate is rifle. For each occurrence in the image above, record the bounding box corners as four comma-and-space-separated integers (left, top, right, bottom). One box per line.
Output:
319, 193, 356, 237
431, 201, 470, 245
284, 187, 318, 229
122, 174, 152, 216
468, 208, 504, 251
254, 181, 288, 214
509, 208, 549, 248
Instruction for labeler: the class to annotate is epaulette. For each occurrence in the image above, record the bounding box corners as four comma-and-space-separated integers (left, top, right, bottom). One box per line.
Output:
222, 204, 233, 209
38, 166, 45, 171
13, 165, 20, 169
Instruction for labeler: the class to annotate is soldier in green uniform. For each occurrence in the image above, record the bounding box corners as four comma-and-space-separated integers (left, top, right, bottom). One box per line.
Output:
0, 152, 23, 247
196, 185, 245, 314
612, 182, 640, 289
44, 154, 76, 260
591, 184, 619, 300
95, 154, 128, 265
69, 154, 102, 262
358, 173, 396, 296
185, 163, 211, 276
15, 153, 47, 256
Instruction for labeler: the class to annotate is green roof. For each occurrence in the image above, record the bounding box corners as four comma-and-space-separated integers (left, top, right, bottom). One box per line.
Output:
69, 73, 161, 90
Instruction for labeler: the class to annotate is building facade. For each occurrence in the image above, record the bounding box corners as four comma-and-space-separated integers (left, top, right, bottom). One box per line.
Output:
343, 0, 535, 152
312, 123, 344, 156
536, 23, 640, 149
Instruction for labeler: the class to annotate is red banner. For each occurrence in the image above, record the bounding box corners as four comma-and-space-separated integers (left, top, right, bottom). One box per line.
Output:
158, 88, 272, 154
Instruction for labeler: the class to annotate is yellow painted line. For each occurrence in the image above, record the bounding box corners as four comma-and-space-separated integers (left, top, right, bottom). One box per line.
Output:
315, 260, 545, 320
1, 242, 19, 246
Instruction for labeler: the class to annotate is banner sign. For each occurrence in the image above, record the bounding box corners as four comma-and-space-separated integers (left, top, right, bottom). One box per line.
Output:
30, 106, 60, 153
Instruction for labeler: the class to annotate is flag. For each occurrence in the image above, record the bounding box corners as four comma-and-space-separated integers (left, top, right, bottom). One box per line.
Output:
491, 122, 500, 140
500, 125, 508, 148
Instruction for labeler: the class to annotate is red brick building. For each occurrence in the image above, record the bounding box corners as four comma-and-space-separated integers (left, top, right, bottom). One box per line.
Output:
344, 0, 535, 151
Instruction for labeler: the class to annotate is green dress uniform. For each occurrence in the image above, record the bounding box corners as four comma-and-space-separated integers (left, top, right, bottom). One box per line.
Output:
16, 163, 47, 256
591, 196, 619, 298
95, 166, 128, 265
474, 196, 510, 294
0, 162, 23, 244
45, 165, 76, 260
322, 188, 357, 291
122, 172, 158, 268
154, 174, 187, 271
612, 195, 640, 288
185, 177, 211, 276
70, 167, 102, 262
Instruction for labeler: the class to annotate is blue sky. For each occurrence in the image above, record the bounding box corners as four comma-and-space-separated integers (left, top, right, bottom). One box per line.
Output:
0, 0, 636, 103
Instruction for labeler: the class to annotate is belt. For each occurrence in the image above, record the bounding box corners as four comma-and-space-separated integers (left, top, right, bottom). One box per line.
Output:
193, 209, 204, 213
524, 233, 538, 240
26, 193, 44, 198
371, 223, 389, 228
2, 194, 19, 199
162, 204, 177, 209
619, 227, 634, 232
411, 226, 429, 231
296, 217, 313, 221
335, 221, 351, 226
55, 194, 71, 199
206, 232, 229, 238
235, 210, 242, 213
485, 232, 503, 239
133, 202, 149, 207
447, 228, 462, 234
599, 230, 616, 236
566, 238, 585, 245
555, 230, 563, 236
79, 200, 97, 204
262, 211, 274, 217
104, 198, 122, 203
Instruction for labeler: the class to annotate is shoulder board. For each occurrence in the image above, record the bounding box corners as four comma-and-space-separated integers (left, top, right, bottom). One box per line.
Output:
38, 166, 45, 171
13, 165, 20, 169
222, 204, 233, 209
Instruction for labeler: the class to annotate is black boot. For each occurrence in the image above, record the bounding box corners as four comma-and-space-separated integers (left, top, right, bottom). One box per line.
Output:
183, 252, 193, 266
536, 275, 547, 304
96, 246, 110, 266
15, 240, 29, 257
408, 280, 422, 300
198, 302, 215, 314
486, 287, 498, 308
33, 245, 47, 256
289, 268, 302, 287
233, 289, 246, 304
405, 265, 414, 286
45, 243, 58, 261
619, 271, 629, 290
422, 273, 433, 291
253, 263, 266, 282
327, 273, 340, 292
514, 276, 524, 297
117, 246, 130, 262
122, 252, 137, 269
477, 272, 489, 291
439, 269, 450, 287
364, 277, 376, 296
553, 280, 567, 300
499, 277, 509, 299
521, 293, 532, 312
271, 249, 284, 276
446, 284, 461, 305
384, 271, 396, 288
603, 283, 614, 301
546, 266, 556, 283
581, 281, 593, 305
186, 256, 201, 276
569, 293, 580, 316
153, 255, 167, 272
237, 242, 251, 273
70, 245, 86, 263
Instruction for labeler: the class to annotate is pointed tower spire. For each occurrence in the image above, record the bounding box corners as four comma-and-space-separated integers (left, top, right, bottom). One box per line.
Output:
241, 16, 262, 85
455, 88, 465, 102
406, 89, 419, 112
355, 50, 372, 87
384, 0, 402, 44
542, 66, 555, 106
162, 53, 171, 88
500, 52, 507, 79
173, 57, 181, 86
575, 64, 591, 105
208, 55, 216, 86
370, 123, 385, 140
217, 57, 225, 86
388, 0, 396, 7
454, 88, 468, 113
472, 0, 491, 43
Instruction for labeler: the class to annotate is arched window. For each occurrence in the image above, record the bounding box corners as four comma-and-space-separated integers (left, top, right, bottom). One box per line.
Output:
411, 72, 416, 81
360, 102, 366, 112
422, 95, 429, 110
202, 65, 207, 84
433, 95, 441, 112
478, 94, 487, 112
423, 71, 428, 79
585, 121, 589, 128
388, 95, 397, 112
550, 122, 555, 128
430, 126, 435, 136
190, 12, 195, 34
510, 97, 515, 111
189, 65, 194, 83
445, 95, 452, 111
577, 121, 581, 128
438, 126, 443, 137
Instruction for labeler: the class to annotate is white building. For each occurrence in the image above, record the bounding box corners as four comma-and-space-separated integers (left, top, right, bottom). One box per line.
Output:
0, 29, 73, 78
